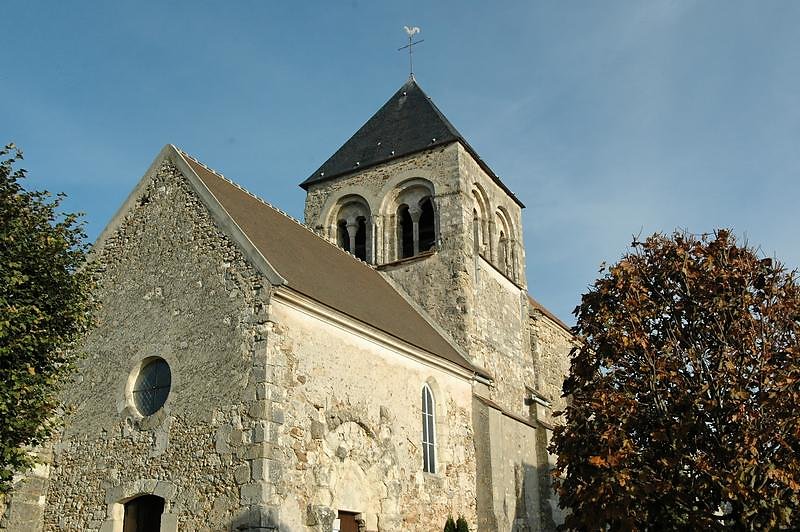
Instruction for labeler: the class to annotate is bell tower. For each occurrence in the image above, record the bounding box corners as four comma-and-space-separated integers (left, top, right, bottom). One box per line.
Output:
301, 77, 531, 392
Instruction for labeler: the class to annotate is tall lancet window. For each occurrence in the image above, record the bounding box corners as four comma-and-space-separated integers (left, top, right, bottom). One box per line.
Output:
421, 384, 437, 473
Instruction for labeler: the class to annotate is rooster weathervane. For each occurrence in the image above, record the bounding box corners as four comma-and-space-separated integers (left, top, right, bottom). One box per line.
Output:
398, 26, 424, 77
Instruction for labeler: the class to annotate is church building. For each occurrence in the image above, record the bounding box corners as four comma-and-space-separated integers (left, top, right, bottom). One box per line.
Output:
1, 77, 573, 531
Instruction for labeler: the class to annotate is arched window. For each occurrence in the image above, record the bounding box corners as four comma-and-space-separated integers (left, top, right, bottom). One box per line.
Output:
396, 197, 435, 260
124, 494, 164, 532
331, 196, 372, 262
337, 216, 368, 261
418, 197, 435, 253
387, 180, 438, 262
398, 204, 414, 259
421, 384, 436, 473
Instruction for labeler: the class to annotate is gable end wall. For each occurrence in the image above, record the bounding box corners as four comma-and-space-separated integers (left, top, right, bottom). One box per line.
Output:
40, 160, 278, 531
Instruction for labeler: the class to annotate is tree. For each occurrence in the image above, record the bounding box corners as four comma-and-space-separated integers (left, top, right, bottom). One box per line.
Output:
455, 514, 469, 532
0, 144, 94, 494
551, 230, 800, 530
444, 515, 456, 532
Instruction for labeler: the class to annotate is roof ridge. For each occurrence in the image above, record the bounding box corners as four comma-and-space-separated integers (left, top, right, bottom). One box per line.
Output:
175, 146, 377, 269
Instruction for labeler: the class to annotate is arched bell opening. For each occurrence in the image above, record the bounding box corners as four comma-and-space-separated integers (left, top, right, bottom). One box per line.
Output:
353, 216, 367, 261
337, 220, 351, 253
418, 197, 436, 253
332, 196, 372, 262
397, 204, 414, 259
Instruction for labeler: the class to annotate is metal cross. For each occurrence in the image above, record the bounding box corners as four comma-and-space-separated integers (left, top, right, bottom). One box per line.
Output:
398, 26, 424, 77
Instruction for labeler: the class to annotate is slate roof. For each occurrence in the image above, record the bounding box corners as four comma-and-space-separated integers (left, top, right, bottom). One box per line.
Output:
176, 149, 486, 378
528, 294, 572, 334
301, 77, 524, 208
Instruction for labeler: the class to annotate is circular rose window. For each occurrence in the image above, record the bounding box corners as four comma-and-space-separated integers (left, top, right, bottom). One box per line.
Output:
132, 358, 172, 416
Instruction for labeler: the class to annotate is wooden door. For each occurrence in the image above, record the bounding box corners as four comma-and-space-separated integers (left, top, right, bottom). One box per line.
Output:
337, 511, 359, 532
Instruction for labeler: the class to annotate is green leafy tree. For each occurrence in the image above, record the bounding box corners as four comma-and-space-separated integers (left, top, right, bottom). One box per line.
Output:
455, 514, 469, 532
0, 144, 94, 494
444, 515, 456, 532
551, 230, 800, 530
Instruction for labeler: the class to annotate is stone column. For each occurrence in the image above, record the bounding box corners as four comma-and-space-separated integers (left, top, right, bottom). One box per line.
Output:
487, 220, 496, 262
431, 197, 441, 249
386, 214, 395, 263
370, 214, 381, 264
510, 239, 519, 283
409, 206, 422, 256
346, 220, 358, 256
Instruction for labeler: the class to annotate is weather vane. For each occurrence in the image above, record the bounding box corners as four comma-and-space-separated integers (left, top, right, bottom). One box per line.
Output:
398, 26, 423, 77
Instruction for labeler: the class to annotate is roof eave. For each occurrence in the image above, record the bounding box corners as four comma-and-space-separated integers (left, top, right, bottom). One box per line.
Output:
301, 139, 526, 209
299, 139, 458, 190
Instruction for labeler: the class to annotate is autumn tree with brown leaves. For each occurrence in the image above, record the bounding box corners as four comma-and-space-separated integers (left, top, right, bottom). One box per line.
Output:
551, 230, 800, 530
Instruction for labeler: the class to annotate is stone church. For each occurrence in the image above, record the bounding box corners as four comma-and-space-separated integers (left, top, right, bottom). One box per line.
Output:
1, 77, 573, 531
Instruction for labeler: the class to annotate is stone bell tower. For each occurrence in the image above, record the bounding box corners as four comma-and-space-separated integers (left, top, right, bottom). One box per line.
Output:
301, 77, 534, 412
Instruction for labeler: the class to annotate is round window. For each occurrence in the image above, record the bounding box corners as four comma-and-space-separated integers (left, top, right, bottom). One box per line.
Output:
132, 358, 172, 416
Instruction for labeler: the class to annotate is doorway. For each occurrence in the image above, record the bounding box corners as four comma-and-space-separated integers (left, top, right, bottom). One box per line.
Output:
123, 494, 164, 532
335, 510, 359, 532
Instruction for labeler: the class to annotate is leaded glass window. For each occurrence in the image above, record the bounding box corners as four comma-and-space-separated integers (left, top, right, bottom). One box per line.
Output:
133, 358, 171, 416
422, 384, 436, 473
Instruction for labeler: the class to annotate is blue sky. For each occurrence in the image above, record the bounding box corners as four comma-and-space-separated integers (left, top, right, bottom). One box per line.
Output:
3, 1, 798, 323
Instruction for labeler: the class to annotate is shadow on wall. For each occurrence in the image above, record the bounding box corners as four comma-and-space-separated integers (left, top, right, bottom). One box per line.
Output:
229, 506, 288, 532
228, 504, 336, 532
511, 462, 559, 532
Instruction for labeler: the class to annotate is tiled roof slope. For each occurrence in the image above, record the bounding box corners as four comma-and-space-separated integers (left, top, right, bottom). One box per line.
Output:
301, 77, 524, 208
179, 152, 482, 377
528, 294, 572, 334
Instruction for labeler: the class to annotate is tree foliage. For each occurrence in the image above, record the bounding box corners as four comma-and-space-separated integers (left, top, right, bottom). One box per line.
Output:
0, 144, 94, 494
551, 230, 800, 530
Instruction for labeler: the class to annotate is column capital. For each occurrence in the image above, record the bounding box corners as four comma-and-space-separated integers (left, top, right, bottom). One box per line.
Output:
407, 206, 423, 222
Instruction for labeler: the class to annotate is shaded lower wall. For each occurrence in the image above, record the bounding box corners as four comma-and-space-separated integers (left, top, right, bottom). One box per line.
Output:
474, 395, 560, 532
0, 446, 52, 531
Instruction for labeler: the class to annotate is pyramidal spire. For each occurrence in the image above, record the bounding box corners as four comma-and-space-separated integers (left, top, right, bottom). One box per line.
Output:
300, 78, 462, 188
300, 78, 524, 207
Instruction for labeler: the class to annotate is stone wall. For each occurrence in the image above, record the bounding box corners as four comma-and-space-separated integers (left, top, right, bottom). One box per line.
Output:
469, 258, 532, 418
304, 144, 474, 353
266, 296, 477, 531
36, 160, 275, 531
455, 144, 526, 290
528, 311, 573, 425
0, 447, 53, 530
303, 139, 551, 425
473, 403, 544, 532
